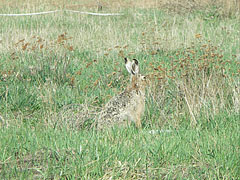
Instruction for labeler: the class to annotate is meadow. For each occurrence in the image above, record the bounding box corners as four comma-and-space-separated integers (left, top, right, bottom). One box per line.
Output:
0, 0, 240, 179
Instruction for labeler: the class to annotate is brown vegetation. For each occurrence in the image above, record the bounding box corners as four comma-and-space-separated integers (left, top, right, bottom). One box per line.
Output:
0, 0, 239, 14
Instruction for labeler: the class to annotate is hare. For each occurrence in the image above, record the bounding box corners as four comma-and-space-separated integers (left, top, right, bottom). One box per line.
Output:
97, 57, 147, 130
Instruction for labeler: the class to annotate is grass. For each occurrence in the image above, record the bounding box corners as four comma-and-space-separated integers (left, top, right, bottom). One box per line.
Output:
1, 114, 239, 179
0, 0, 240, 179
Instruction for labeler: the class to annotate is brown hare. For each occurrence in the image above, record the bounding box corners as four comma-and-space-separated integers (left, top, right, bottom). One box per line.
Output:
97, 57, 147, 130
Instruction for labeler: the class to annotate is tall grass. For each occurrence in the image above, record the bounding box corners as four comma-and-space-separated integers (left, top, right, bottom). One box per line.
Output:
0, 1, 239, 179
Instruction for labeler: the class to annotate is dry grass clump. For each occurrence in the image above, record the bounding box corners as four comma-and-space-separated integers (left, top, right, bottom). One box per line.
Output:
13, 32, 74, 53
147, 38, 240, 128
159, 0, 240, 15
49, 103, 100, 130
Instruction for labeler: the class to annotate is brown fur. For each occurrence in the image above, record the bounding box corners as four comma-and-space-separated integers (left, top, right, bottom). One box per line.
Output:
97, 58, 147, 130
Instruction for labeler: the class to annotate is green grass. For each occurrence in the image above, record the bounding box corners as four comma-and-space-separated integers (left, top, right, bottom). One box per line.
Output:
0, 1, 240, 179
1, 114, 239, 179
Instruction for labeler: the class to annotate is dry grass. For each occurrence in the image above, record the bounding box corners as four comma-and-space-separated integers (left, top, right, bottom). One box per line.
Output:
0, 0, 239, 55
146, 40, 240, 128
0, 0, 239, 12
50, 103, 100, 130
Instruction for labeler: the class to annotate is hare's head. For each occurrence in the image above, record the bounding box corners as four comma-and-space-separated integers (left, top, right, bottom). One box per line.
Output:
124, 58, 147, 92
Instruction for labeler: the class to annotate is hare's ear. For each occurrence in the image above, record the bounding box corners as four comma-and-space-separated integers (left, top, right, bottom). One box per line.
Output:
131, 59, 139, 75
125, 57, 133, 74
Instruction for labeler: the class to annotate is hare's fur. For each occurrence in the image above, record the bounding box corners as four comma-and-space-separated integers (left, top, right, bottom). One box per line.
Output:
97, 58, 146, 130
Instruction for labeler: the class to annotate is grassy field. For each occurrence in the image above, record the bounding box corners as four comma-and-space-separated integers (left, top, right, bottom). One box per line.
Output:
0, 0, 240, 179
